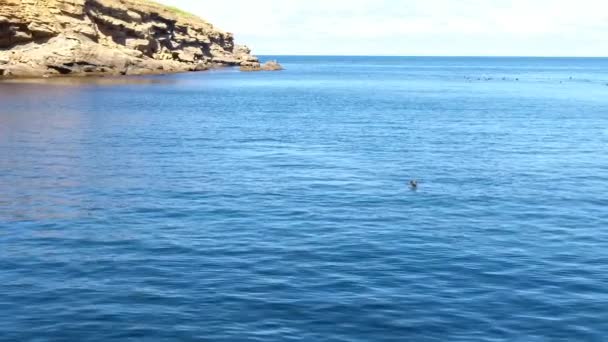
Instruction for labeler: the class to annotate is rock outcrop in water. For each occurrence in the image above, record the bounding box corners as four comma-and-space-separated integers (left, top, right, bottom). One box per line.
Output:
240, 60, 283, 72
0, 0, 263, 78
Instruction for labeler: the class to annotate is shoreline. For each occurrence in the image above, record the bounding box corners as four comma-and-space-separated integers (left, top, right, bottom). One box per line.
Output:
0, 63, 232, 82
0, 60, 283, 83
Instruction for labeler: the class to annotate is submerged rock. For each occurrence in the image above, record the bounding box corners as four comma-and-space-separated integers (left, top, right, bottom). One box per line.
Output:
0, 0, 264, 78
261, 60, 284, 71
240, 60, 284, 72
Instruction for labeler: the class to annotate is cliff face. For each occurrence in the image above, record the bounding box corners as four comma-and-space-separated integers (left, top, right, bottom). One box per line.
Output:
0, 0, 261, 77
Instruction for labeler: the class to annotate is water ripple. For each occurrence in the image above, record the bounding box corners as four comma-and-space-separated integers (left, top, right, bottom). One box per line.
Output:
2, 57, 608, 341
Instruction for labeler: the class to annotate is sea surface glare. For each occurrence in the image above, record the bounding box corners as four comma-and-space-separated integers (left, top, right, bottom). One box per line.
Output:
1, 57, 608, 341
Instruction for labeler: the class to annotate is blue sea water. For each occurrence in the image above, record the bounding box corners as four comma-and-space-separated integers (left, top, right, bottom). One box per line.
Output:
1, 56, 608, 341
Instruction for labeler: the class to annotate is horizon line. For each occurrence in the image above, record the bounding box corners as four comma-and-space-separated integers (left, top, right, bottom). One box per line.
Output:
254, 54, 608, 58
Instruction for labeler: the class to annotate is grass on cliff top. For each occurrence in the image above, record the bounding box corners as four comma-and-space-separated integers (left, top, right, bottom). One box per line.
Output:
163, 4, 195, 17
146, 0, 200, 19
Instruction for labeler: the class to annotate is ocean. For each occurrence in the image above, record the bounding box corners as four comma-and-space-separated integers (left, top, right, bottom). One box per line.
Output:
1, 56, 607, 341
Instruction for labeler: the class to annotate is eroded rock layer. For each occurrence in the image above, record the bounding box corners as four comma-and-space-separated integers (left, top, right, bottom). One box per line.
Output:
0, 0, 261, 77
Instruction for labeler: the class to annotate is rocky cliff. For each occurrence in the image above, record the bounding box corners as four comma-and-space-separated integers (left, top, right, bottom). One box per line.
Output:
0, 0, 262, 77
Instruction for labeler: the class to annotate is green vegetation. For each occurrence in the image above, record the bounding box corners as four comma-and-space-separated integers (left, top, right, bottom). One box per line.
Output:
163, 5, 195, 17
148, 1, 199, 19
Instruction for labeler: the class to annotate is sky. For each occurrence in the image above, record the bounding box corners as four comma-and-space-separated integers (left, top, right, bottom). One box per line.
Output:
158, 0, 608, 56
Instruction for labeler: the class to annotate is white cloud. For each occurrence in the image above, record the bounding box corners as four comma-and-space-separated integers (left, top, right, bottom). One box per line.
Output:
157, 0, 608, 56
